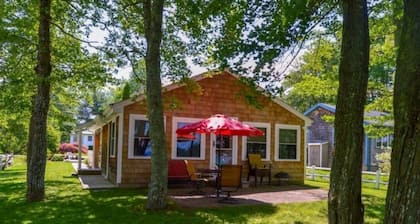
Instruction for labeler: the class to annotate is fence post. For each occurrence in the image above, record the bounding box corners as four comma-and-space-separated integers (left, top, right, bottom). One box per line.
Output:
375, 169, 381, 189
311, 165, 315, 180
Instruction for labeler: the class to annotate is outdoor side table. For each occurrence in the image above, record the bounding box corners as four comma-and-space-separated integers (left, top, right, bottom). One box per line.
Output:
254, 168, 271, 186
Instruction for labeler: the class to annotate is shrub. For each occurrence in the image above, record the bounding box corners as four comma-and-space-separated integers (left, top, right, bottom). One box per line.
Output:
376, 151, 391, 173
50, 154, 65, 162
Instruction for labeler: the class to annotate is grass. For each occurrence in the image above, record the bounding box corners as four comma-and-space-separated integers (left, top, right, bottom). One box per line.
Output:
0, 156, 385, 224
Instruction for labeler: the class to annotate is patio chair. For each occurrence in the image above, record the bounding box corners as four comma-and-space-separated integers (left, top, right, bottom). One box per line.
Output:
167, 160, 190, 185
185, 160, 208, 195
247, 153, 271, 186
218, 165, 242, 203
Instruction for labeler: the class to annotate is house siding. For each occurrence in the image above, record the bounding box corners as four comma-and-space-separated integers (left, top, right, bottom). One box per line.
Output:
306, 107, 335, 167
116, 72, 306, 187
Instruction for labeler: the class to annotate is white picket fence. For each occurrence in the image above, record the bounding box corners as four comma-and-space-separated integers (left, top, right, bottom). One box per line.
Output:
306, 165, 389, 189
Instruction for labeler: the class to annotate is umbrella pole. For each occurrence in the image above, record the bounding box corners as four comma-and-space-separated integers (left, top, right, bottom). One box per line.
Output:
217, 133, 221, 197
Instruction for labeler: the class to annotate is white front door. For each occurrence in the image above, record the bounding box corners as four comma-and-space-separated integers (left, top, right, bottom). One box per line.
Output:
209, 134, 238, 169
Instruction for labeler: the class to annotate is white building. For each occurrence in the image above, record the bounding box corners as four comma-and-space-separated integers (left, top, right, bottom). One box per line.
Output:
69, 130, 94, 149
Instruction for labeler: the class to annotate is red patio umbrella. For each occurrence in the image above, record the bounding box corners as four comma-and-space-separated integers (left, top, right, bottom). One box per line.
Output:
176, 114, 264, 167
176, 114, 264, 137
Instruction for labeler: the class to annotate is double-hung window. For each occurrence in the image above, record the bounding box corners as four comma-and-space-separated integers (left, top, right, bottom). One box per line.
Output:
275, 124, 300, 161
172, 117, 205, 160
129, 115, 152, 158
109, 121, 116, 157
242, 122, 270, 161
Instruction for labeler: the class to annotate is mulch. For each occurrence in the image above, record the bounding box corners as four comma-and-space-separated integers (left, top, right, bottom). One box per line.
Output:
168, 185, 328, 209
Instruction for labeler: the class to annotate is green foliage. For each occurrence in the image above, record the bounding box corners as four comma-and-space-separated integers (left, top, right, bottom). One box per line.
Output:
47, 122, 61, 155
286, 75, 338, 112
121, 83, 131, 100
0, 1, 116, 154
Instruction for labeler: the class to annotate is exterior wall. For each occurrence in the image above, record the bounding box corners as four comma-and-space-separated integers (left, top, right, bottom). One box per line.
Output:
118, 72, 306, 187
306, 107, 335, 167
70, 132, 94, 148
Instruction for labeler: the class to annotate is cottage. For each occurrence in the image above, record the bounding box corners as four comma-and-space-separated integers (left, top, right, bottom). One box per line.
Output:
87, 70, 312, 187
304, 103, 393, 171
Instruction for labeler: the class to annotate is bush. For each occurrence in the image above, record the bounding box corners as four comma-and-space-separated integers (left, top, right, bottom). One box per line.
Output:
376, 151, 391, 173
50, 154, 65, 162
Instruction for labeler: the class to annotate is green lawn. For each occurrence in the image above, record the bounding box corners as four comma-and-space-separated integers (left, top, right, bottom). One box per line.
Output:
0, 157, 385, 224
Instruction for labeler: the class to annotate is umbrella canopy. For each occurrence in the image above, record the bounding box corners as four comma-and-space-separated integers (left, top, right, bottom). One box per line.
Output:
59, 143, 88, 154
176, 114, 264, 137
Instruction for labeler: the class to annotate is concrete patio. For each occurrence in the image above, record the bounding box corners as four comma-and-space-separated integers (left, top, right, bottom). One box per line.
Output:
78, 175, 117, 189
169, 185, 328, 208
70, 161, 116, 190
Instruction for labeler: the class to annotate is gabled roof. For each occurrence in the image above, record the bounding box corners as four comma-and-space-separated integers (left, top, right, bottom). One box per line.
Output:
101, 69, 312, 126
304, 103, 336, 116
304, 103, 393, 126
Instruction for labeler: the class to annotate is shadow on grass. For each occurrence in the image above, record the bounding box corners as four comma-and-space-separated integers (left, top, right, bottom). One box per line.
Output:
363, 194, 385, 223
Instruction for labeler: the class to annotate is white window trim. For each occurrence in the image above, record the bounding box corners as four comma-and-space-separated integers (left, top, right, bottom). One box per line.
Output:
274, 124, 301, 162
109, 118, 117, 158
241, 122, 271, 161
128, 114, 151, 159
171, 116, 206, 160
117, 112, 123, 184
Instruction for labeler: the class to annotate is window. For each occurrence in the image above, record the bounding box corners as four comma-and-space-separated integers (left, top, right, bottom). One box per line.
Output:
172, 117, 205, 160
128, 115, 152, 158
133, 120, 151, 157
242, 122, 270, 161
375, 134, 393, 150
109, 121, 116, 157
87, 136, 93, 142
275, 124, 300, 161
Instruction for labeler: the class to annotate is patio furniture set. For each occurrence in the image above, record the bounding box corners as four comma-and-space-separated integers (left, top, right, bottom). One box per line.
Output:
167, 153, 274, 203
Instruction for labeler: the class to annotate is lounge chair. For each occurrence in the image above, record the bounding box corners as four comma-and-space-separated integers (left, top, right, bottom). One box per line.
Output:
247, 153, 271, 186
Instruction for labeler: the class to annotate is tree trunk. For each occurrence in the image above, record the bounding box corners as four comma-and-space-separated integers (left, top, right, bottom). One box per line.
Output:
384, 0, 420, 223
328, 0, 369, 223
26, 0, 52, 202
143, 0, 168, 210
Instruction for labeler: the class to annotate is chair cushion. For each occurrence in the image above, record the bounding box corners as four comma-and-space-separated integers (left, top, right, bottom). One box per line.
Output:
168, 160, 190, 182
248, 154, 264, 169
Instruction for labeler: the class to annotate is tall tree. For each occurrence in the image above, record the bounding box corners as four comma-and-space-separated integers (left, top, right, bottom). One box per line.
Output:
328, 0, 369, 223
26, 0, 52, 202
385, 0, 420, 222
143, 0, 167, 210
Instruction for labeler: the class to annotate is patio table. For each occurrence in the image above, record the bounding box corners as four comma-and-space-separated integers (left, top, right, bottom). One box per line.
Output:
198, 168, 221, 197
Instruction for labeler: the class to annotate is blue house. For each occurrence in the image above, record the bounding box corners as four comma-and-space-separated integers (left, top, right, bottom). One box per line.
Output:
304, 103, 393, 171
